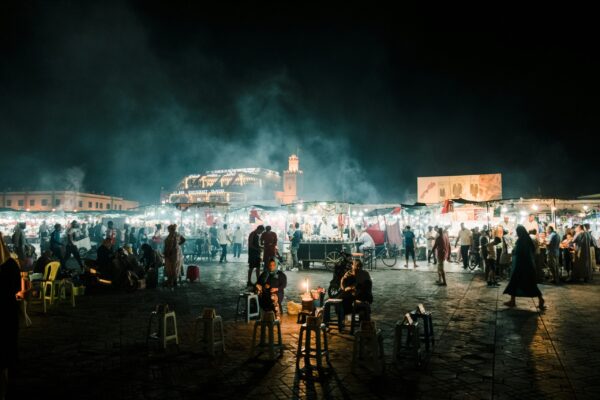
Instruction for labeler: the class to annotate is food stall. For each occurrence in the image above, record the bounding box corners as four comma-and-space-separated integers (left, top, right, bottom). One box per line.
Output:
284, 201, 356, 269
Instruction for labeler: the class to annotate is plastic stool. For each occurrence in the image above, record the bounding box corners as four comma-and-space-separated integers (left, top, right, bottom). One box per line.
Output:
350, 300, 371, 334
194, 308, 225, 356
352, 321, 385, 375
392, 313, 422, 366
296, 315, 330, 371
59, 279, 76, 308
236, 292, 260, 323
409, 305, 435, 351
147, 304, 179, 350
323, 298, 344, 331
249, 311, 283, 360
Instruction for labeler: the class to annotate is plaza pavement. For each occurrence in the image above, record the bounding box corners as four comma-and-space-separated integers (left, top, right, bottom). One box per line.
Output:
10, 258, 600, 400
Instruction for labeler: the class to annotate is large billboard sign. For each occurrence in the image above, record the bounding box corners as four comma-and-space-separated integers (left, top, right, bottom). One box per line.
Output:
417, 174, 502, 203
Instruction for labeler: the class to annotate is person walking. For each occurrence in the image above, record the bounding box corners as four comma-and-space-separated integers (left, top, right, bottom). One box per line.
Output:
546, 225, 561, 284
49, 223, 65, 267
260, 225, 277, 270
65, 221, 85, 271
432, 227, 449, 285
503, 225, 545, 309
247, 225, 265, 287
0, 232, 22, 400
218, 224, 231, 263
232, 226, 243, 259
403, 226, 418, 268
455, 223, 472, 270
289, 222, 303, 269
163, 224, 185, 289
426, 226, 437, 264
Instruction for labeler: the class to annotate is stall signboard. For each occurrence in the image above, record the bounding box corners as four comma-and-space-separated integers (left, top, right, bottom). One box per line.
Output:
417, 174, 502, 203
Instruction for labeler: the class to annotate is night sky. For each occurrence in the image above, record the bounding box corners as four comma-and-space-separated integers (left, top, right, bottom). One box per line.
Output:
1, 2, 598, 204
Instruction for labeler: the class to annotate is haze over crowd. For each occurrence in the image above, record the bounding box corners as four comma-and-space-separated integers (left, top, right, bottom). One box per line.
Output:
1, 2, 598, 204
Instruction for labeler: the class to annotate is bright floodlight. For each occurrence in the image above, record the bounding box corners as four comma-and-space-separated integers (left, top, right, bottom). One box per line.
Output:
501, 207, 508, 213
296, 203, 304, 210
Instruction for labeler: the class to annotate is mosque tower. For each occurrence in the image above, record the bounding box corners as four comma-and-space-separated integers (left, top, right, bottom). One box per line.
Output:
277, 154, 303, 204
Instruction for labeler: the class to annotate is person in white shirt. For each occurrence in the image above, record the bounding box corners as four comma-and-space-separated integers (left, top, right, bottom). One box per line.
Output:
426, 226, 438, 264
455, 223, 473, 269
218, 224, 232, 263
357, 230, 375, 252
232, 226, 244, 258
523, 215, 539, 235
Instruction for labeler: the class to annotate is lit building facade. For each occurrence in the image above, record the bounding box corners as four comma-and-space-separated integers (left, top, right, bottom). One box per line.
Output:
0, 191, 139, 212
168, 154, 303, 205
168, 168, 282, 204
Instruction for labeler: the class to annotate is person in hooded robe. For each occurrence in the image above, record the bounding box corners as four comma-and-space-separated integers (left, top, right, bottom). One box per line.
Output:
164, 224, 185, 289
0, 232, 21, 400
503, 225, 545, 309
571, 224, 594, 282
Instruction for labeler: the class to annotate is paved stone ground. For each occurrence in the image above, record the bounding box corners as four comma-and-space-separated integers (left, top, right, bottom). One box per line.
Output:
9, 259, 600, 400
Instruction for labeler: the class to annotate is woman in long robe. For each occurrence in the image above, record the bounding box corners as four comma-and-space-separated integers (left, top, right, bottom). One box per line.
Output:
571, 225, 593, 282
503, 225, 545, 309
163, 225, 185, 288
1, 233, 21, 399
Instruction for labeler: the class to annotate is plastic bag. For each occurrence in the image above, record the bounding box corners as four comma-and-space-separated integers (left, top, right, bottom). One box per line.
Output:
287, 300, 302, 315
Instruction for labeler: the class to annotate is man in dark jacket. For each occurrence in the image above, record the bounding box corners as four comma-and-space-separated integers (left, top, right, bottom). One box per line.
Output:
247, 225, 265, 287
256, 258, 287, 320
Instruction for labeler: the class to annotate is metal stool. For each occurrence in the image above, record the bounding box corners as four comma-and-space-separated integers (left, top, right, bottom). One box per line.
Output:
146, 304, 179, 350
249, 311, 283, 360
322, 298, 344, 331
236, 292, 260, 323
409, 304, 435, 351
352, 321, 385, 375
392, 313, 422, 366
350, 300, 371, 335
296, 315, 330, 371
194, 308, 225, 356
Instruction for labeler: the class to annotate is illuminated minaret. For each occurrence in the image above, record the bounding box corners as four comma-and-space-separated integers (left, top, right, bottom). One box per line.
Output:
281, 154, 303, 204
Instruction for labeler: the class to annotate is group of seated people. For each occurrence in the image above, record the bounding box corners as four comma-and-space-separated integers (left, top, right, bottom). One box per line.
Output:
28, 239, 165, 292
253, 255, 373, 327
93, 240, 164, 290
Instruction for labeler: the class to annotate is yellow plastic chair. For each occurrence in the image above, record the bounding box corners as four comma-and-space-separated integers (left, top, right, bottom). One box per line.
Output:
42, 261, 61, 313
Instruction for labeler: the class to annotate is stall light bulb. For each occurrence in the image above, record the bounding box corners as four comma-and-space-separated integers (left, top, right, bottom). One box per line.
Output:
583, 205, 589, 211
501, 207, 508, 213
531, 204, 539, 211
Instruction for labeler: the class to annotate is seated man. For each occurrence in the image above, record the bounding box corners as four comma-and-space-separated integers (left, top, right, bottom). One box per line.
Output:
96, 238, 115, 279
256, 258, 287, 320
33, 250, 56, 275
340, 259, 373, 325
357, 229, 375, 253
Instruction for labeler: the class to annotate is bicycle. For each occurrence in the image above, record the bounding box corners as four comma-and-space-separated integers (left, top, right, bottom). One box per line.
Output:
468, 250, 482, 271
375, 243, 399, 268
